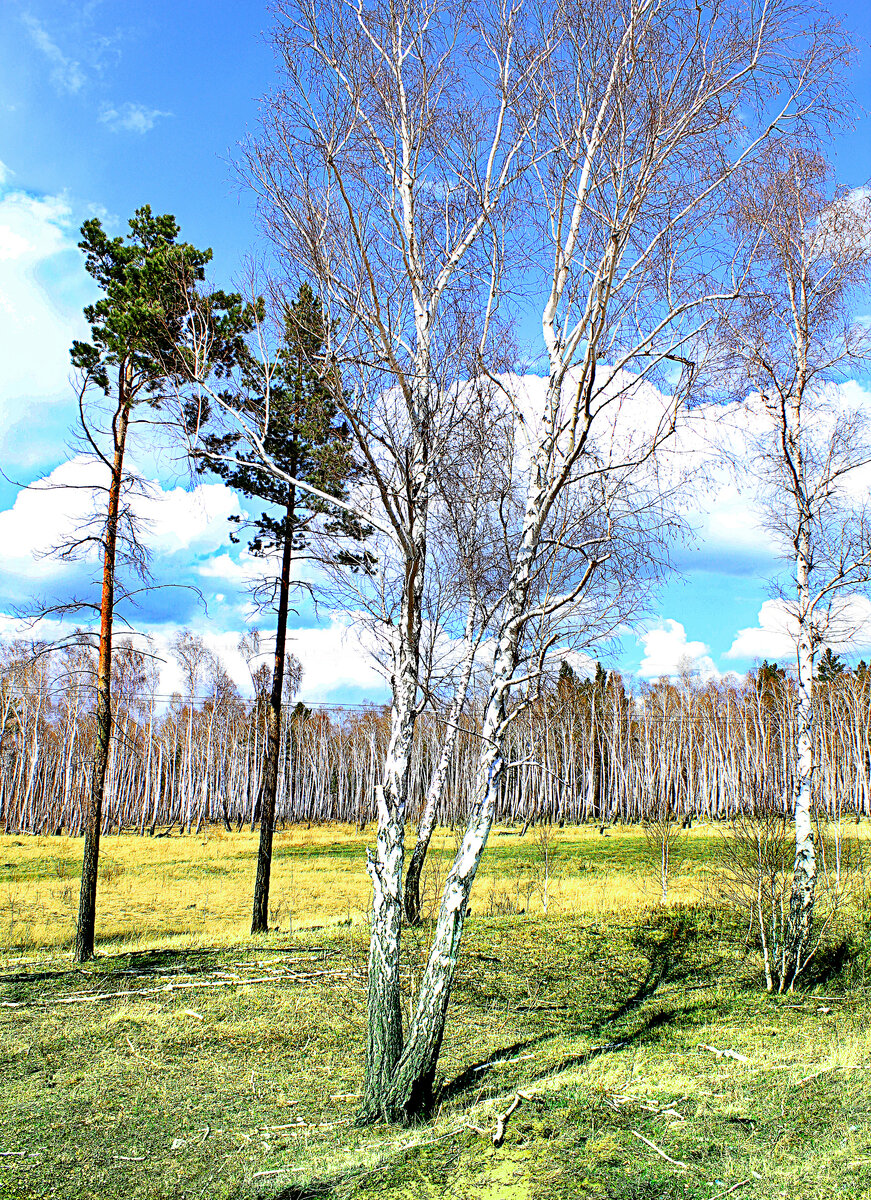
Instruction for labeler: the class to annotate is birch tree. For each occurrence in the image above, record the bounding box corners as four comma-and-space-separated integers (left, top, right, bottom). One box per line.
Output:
718, 145, 871, 989
173, 0, 850, 1122
199, 0, 538, 1116
357, 0, 849, 1122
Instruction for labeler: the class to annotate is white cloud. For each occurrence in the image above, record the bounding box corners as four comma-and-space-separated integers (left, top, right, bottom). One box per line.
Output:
724, 600, 796, 663
0, 459, 97, 575
0, 458, 244, 589
0, 181, 95, 469
197, 553, 257, 586
0, 609, 390, 708
290, 614, 389, 701
99, 102, 171, 135
0, 457, 389, 704
725, 595, 871, 664
138, 479, 242, 555
638, 619, 719, 681
22, 13, 86, 95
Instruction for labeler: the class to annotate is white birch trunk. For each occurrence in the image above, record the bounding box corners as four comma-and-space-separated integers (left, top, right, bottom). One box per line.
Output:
785, 514, 817, 988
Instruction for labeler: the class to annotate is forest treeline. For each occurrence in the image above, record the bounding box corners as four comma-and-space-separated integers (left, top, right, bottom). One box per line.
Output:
3, 640, 868, 836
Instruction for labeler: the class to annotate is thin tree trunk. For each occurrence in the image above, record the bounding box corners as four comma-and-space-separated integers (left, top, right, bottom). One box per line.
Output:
404, 592, 478, 925
359, 501, 426, 1121
74, 381, 130, 963
372, 471, 546, 1123
785, 517, 816, 988
252, 492, 295, 934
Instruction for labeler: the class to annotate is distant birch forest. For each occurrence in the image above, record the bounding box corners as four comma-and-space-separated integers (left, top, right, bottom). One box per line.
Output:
2, 636, 868, 837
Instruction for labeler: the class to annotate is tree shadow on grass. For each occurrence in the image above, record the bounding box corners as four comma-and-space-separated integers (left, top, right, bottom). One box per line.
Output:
0, 946, 224, 993
269, 1184, 336, 1200
0, 942, 339, 1003
439, 1033, 556, 1104
799, 937, 853, 990
439, 923, 714, 1108
261, 923, 730, 1200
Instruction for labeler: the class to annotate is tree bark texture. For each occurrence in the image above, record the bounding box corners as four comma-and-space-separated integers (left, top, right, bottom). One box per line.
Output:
359, 510, 427, 1122
404, 596, 478, 925
785, 513, 816, 988
372, 465, 548, 1123
252, 492, 295, 934
74, 383, 130, 963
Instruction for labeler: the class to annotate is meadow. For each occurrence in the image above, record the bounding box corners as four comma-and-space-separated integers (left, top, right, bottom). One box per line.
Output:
2, 823, 870, 1200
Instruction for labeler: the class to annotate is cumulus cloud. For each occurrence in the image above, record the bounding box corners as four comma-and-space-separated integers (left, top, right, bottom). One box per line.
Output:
0, 179, 95, 471
638, 619, 719, 681
0, 454, 390, 703
724, 600, 796, 663
155, 616, 388, 705
725, 596, 871, 664
0, 609, 390, 709
99, 102, 171, 135
21, 13, 86, 95
0, 457, 245, 611
289, 614, 390, 702
137, 479, 243, 556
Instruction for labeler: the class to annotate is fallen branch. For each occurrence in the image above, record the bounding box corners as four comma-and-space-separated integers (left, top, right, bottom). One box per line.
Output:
463, 1121, 490, 1137
0, 968, 358, 1008
709, 1180, 751, 1200
631, 1130, 688, 1169
699, 1045, 749, 1064
250, 1169, 304, 1180
472, 1050, 537, 1073
798, 1063, 871, 1085
493, 1093, 524, 1147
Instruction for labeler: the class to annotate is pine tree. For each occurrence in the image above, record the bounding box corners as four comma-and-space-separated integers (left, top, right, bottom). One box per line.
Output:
200, 284, 370, 933
816, 648, 846, 683
69, 206, 253, 962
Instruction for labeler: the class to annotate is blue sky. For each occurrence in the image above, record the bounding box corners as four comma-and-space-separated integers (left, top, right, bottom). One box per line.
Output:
2, 0, 871, 702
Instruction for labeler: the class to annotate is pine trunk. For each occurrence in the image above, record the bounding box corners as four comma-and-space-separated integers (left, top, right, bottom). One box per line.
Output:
252, 493, 295, 934
74, 382, 130, 963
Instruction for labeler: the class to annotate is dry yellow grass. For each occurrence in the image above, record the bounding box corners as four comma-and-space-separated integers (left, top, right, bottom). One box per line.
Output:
1, 824, 372, 955
1, 819, 867, 957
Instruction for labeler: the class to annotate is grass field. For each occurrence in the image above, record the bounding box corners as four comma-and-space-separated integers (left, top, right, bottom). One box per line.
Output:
0, 822, 729, 955
2, 823, 871, 1199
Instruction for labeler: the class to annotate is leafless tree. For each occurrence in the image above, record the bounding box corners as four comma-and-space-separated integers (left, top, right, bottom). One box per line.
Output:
368, 0, 850, 1122
716, 145, 871, 988
644, 800, 682, 905
171, 0, 852, 1122
182, 0, 540, 1118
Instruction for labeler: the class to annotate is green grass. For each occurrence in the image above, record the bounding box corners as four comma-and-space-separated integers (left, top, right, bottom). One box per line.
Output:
0, 821, 725, 956
2, 898, 871, 1200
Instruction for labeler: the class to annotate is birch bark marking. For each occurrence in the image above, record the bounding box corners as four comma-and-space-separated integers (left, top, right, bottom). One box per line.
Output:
720, 149, 871, 988
374, 0, 846, 1113
360, 419, 428, 1120
379, 469, 550, 1118
404, 588, 479, 925
786, 398, 816, 987
74, 377, 130, 964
